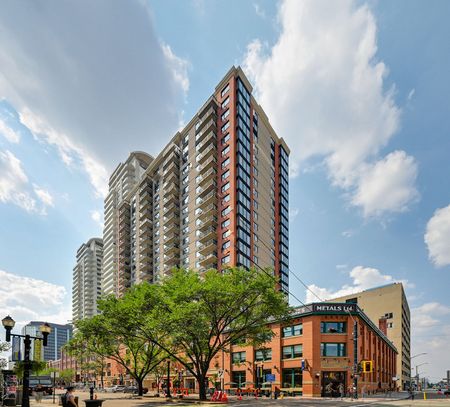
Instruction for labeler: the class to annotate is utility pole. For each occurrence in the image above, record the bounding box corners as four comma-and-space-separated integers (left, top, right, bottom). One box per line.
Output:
353, 320, 358, 399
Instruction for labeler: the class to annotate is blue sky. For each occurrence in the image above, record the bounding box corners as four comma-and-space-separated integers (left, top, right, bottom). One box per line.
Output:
0, 0, 449, 380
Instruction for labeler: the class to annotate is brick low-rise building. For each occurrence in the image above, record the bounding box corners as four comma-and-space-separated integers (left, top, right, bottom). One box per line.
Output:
206, 302, 398, 397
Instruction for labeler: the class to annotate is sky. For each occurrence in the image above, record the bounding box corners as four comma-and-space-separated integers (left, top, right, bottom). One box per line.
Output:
0, 0, 449, 381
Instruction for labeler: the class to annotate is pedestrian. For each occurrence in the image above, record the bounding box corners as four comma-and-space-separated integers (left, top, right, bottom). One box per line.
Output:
62, 386, 78, 407
339, 383, 344, 400
34, 384, 44, 403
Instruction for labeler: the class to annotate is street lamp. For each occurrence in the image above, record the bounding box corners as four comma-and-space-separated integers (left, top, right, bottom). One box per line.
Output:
2, 316, 52, 407
415, 362, 429, 390
411, 353, 427, 360
166, 360, 171, 398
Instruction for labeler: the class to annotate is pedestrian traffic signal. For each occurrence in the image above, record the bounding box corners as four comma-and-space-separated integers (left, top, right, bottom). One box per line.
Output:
362, 360, 373, 373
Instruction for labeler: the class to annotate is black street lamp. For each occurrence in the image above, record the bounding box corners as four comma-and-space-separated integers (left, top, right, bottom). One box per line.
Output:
2, 315, 52, 407
166, 360, 171, 398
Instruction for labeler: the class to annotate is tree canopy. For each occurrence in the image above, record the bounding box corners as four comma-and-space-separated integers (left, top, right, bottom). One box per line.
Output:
129, 267, 291, 400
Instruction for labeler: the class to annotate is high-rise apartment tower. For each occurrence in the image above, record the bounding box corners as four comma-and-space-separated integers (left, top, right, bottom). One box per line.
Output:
72, 237, 104, 321
101, 66, 289, 296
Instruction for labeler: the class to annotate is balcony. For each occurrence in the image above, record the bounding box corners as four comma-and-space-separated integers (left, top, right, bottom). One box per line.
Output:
196, 117, 216, 138
119, 204, 130, 215
164, 232, 179, 246
196, 144, 216, 165
139, 195, 152, 212
199, 216, 217, 231
198, 181, 216, 199
199, 252, 217, 268
163, 202, 180, 216
139, 181, 152, 197
198, 204, 217, 222
197, 132, 216, 154
164, 221, 179, 236
197, 155, 217, 172
164, 190, 179, 206
164, 253, 179, 268
164, 210, 180, 225
163, 160, 180, 177
164, 242, 179, 256
199, 239, 217, 256
198, 168, 217, 187
198, 227, 216, 243
139, 217, 152, 232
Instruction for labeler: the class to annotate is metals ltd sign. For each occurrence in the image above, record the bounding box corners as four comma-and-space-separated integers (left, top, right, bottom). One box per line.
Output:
313, 303, 357, 313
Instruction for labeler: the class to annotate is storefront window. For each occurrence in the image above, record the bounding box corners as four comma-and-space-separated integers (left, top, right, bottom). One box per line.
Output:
231, 371, 246, 388
281, 368, 302, 388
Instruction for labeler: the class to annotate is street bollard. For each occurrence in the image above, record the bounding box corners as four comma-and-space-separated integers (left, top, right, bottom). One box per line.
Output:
423, 392, 427, 400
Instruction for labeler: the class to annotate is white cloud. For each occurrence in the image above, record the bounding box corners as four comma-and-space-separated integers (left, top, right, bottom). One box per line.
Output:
0, 269, 70, 327
351, 151, 419, 217
425, 204, 450, 267
407, 88, 415, 101
243, 0, 418, 218
253, 3, 267, 19
0, 149, 36, 212
33, 184, 54, 207
91, 210, 104, 229
0, 149, 55, 214
0, 1, 189, 196
0, 117, 20, 143
305, 265, 409, 303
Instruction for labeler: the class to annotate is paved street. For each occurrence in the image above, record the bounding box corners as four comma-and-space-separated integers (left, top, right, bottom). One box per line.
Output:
27, 390, 450, 407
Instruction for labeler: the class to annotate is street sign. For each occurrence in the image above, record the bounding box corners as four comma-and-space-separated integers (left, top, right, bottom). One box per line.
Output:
266, 374, 275, 382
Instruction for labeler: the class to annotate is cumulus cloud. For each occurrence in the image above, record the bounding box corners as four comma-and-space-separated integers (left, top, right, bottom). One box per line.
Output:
0, 149, 55, 214
0, 269, 70, 326
0, 117, 20, 143
425, 204, 450, 267
305, 265, 408, 302
91, 210, 104, 229
0, 0, 189, 196
243, 0, 418, 218
352, 151, 418, 217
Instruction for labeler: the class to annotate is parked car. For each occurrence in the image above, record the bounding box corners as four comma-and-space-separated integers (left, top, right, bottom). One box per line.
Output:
123, 386, 148, 394
112, 385, 126, 393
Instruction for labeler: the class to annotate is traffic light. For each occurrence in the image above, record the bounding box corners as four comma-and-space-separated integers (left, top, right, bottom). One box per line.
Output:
362, 360, 373, 373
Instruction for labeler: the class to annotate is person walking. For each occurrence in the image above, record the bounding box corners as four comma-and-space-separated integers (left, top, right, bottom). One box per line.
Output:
34, 384, 44, 403
338, 383, 344, 400
62, 386, 78, 407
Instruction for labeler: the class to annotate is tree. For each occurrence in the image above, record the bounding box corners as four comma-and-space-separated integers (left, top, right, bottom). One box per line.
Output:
131, 267, 291, 400
59, 369, 75, 385
0, 341, 10, 370
14, 360, 47, 377
68, 295, 166, 396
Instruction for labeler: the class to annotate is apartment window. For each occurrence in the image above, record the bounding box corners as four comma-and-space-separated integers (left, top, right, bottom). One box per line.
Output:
222, 145, 230, 157
222, 133, 230, 145
320, 343, 346, 357
255, 349, 272, 362
222, 219, 230, 228
222, 230, 231, 239
221, 182, 230, 193
221, 83, 230, 97
282, 345, 302, 359
221, 96, 230, 108
221, 122, 230, 133
222, 170, 230, 180
232, 351, 246, 364
222, 157, 230, 168
282, 324, 303, 337
222, 241, 231, 251
385, 312, 394, 319
253, 255, 258, 264
182, 196, 189, 205
221, 255, 230, 264
182, 186, 188, 195
321, 322, 346, 334
221, 206, 231, 217
253, 223, 258, 232
232, 371, 246, 388
222, 194, 230, 204
221, 109, 230, 121
387, 322, 394, 328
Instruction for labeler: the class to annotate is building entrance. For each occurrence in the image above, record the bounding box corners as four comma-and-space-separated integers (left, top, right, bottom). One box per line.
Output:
321, 371, 346, 397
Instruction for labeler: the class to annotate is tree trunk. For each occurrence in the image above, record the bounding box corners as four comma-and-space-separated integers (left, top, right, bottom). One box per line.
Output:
137, 378, 144, 396
198, 374, 207, 401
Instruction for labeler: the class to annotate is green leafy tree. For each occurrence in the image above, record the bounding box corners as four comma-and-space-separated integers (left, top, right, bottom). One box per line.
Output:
59, 369, 75, 385
14, 360, 47, 377
130, 267, 291, 400
68, 296, 166, 396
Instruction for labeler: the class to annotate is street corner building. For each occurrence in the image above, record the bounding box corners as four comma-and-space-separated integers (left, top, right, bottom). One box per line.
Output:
101, 66, 290, 297
213, 303, 397, 398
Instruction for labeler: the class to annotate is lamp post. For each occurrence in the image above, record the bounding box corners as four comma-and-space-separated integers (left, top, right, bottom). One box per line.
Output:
2, 316, 51, 407
415, 363, 428, 390
409, 353, 426, 390
166, 360, 171, 398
